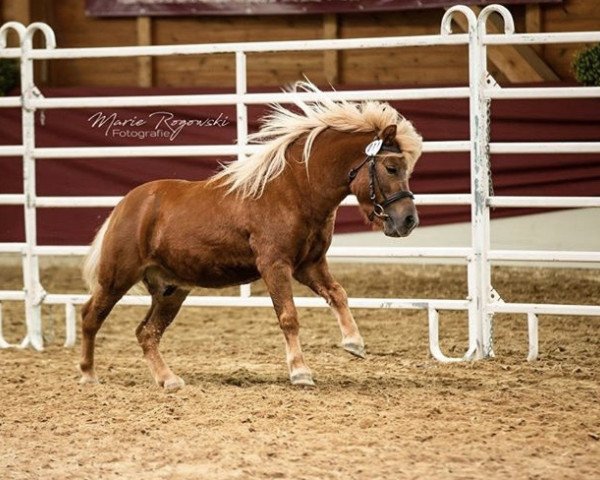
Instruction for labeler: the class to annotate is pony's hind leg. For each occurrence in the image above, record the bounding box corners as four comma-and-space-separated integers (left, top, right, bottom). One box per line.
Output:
79, 286, 127, 384
294, 258, 365, 358
136, 286, 189, 391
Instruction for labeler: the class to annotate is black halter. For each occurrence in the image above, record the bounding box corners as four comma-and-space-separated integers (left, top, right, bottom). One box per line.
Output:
348, 138, 415, 221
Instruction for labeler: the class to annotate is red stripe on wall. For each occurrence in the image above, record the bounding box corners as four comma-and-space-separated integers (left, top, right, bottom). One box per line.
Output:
0, 85, 598, 245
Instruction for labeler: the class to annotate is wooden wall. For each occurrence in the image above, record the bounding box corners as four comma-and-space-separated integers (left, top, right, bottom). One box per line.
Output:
1, 0, 599, 89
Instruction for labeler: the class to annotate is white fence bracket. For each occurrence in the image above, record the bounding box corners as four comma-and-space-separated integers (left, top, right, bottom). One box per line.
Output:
428, 307, 477, 362
64, 303, 77, 347
0, 303, 13, 348
527, 313, 539, 361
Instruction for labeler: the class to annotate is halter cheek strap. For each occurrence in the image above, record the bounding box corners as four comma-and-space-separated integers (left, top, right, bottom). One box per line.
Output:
348, 137, 414, 221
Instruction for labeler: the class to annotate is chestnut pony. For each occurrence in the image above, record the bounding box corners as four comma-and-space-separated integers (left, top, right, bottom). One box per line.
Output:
80, 82, 423, 390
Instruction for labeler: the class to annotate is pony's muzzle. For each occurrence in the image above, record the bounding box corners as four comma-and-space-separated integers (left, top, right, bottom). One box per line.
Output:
384, 211, 419, 238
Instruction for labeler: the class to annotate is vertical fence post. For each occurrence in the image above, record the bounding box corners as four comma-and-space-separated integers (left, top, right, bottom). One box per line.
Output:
0, 23, 26, 349
19, 27, 43, 350
19, 24, 56, 351
236, 51, 252, 298
0, 302, 11, 348
64, 302, 76, 347
441, 6, 480, 360
469, 10, 493, 359
473, 5, 515, 358
445, 6, 510, 360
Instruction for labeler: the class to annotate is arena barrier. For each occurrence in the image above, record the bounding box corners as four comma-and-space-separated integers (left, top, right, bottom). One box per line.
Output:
0, 4, 599, 361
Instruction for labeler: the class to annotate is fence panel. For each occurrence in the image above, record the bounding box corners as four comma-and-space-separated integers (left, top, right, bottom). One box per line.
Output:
0, 5, 598, 360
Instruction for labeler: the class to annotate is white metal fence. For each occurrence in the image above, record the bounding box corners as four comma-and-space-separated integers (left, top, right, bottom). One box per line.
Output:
0, 4, 599, 360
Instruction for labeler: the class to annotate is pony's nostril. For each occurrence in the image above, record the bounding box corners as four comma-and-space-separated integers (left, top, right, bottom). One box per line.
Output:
404, 215, 416, 228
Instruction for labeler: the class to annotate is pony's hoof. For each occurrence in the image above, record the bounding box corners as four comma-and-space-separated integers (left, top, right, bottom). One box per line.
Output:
163, 376, 185, 392
290, 372, 315, 387
343, 342, 366, 359
79, 374, 99, 385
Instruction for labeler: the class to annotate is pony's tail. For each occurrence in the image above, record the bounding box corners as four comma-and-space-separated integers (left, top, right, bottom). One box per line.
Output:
82, 216, 111, 293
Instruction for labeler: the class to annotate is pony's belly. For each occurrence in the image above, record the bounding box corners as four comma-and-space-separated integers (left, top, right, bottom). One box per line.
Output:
188, 263, 261, 288
151, 255, 260, 289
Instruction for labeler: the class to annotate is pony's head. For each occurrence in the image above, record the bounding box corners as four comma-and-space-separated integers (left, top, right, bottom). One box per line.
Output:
210, 80, 423, 238
348, 122, 422, 238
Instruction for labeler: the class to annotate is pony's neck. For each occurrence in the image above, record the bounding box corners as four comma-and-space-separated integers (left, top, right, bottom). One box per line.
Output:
299, 129, 373, 218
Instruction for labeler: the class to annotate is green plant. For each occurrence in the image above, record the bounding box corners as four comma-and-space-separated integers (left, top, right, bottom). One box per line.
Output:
573, 44, 600, 86
0, 58, 20, 95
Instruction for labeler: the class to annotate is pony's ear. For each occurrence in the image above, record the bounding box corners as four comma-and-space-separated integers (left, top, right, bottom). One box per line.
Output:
381, 124, 397, 145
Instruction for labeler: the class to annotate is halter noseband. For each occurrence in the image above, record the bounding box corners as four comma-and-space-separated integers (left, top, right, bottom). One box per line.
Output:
348, 138, 414, 221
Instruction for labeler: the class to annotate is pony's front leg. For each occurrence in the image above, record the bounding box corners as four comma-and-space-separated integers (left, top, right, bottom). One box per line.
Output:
295, 259, 365, 358
259, 259, 314, 386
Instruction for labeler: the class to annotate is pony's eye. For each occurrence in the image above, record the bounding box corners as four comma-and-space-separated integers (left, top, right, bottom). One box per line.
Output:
385, 165, 398, 175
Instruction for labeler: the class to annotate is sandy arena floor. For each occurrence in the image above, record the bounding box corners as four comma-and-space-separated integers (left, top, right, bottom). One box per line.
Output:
0, 262, 598, 480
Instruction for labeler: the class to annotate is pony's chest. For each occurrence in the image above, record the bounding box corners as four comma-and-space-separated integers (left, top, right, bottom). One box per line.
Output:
294, 226, 333, 267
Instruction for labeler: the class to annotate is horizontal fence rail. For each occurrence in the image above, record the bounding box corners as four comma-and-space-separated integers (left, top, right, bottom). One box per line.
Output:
489, 142, 600, 154
28, 87, 471, 109
0, 5, 598, 363
486, 86, 600, 99
0, 194, 474, 208
30, 141, 471, 159
489, 196, 600, 208
0, 34, 471, 60
483, 31, 600, 45
489, 250, 600, 263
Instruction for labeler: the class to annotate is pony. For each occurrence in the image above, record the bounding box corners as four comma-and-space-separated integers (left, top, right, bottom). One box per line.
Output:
80, 81, 423, 390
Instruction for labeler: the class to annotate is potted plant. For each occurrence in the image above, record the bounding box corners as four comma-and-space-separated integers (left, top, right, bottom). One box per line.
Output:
573, 44, 600, 87
0, 59, 19, 95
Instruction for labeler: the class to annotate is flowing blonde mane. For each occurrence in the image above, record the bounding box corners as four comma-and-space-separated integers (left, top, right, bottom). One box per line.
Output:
211, 81, 423, 198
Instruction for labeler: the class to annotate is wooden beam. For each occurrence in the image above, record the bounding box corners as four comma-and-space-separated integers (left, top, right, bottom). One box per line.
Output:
2, 0, 31, 24
136, 16, 153, 87
323, 13, 339, 84
450, 6, 559, 82
525, 4, 542, 34
1, 0, 31, 46
30, 0, 54, 86
525, 4, 543, 55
